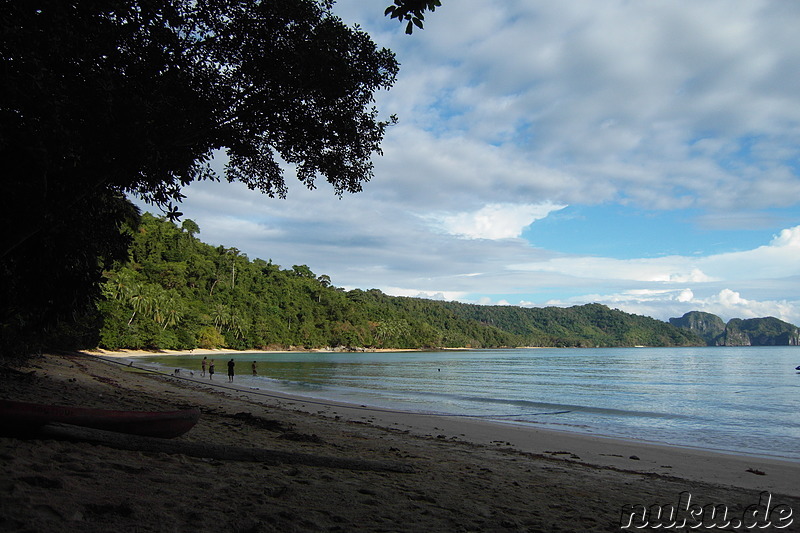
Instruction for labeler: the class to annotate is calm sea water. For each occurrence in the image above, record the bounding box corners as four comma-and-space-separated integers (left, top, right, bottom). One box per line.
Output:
138, 347, 800, 460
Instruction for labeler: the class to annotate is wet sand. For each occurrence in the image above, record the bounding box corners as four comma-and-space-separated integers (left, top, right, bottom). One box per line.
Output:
1, 351, 798, 532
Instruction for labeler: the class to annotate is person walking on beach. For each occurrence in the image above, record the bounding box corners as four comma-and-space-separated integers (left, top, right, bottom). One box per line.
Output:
208, 360, 215, 380
201, 356, 207, 377
227, 358, 235, 383
251, 361, 258, 376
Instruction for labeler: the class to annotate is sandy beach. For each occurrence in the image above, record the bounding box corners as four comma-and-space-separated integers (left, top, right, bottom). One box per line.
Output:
2, 350, 798, 532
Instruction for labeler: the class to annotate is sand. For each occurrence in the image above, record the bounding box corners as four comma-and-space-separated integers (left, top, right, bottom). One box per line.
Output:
1, 351, 798, 532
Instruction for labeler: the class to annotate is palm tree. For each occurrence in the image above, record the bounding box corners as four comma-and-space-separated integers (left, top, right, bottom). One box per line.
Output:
158, 292, 184, 329
127, 283, 153, 325
104, 269, 137, 301
213, 304, 231, 331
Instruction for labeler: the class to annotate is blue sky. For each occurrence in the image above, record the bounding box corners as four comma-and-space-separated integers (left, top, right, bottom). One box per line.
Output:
137, 0, 800, 324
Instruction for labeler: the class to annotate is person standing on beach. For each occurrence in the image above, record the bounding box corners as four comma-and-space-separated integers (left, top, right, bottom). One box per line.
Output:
201, 356, 207, 377
227, 358, 235, 383
208, 360, 215, 380
251, 361, 257, 376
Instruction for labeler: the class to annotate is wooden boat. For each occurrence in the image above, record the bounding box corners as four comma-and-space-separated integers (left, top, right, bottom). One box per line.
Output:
0, 399, 200, 438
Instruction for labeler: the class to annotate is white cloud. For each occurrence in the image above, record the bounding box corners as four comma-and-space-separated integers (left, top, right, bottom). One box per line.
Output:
669, 269, 713, 283
149, 176, 800, 327
428, 202, 566, 240
198, 216, 283, 246
700, 289, 800, 322
699, 225, 800, 280
341, 0, 800, 212
545, 288, 696, 308
134, 2, 800, 331
672, 289, 800, 324
378, 287, 467, 302
677, 288, 694, 303
771, 225, 800, 247
715, 288, 746, 308
544, 288, 800, 325
511, 225, 800, 284
510, 256, 718, 283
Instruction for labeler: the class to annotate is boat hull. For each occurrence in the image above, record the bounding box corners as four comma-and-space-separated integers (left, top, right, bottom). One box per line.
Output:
0, 400, 200, 438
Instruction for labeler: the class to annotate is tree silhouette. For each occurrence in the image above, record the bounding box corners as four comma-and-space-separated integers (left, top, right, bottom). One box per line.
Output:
1, 0, 399, 356
385, 0, 442, 34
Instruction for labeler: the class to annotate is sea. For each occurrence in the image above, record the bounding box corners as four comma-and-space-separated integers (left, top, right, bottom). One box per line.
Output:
135, 346, 800, 461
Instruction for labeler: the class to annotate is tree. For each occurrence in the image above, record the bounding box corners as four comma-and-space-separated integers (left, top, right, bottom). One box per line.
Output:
181, 219, 200, 237
292, 265, 316, 279
3, 1, 399, 221
384, 1, 442, 34
90, 215, 705, 351
1, 0, 399, 356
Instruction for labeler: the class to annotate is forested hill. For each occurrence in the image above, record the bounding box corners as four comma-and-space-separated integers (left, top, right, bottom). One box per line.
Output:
670, 311, 800, 346
96, 214, 704, 350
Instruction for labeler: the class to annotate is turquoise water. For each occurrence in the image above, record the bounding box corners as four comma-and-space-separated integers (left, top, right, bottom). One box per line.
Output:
137, 347, 800, 460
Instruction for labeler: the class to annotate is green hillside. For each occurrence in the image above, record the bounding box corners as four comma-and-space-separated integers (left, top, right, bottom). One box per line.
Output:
96, 214, 704, 351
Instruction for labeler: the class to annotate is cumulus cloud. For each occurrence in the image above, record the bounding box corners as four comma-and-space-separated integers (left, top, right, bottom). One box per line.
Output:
677, 289, 694, 303
372, 126, 584, 208
340, 0, 800, 212
771, 225, 800, 247
136, 2, 800, 328
509, 256, 718, 284
461, 224, 800, 323
698, 225, 800, 280
169, 171, 799, 325
543, 288, 800, 325
673, 288, 800, 323
427, 202, 566, 240
511, 225, 800, 284
377, 288, 467, 302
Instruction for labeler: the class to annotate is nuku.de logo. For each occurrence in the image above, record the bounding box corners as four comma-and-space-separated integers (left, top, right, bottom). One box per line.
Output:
620, 491, 793, 530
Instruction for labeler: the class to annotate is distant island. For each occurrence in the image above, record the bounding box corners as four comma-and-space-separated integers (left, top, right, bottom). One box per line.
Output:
84, 214, 797, 352
669, 311, 800, 346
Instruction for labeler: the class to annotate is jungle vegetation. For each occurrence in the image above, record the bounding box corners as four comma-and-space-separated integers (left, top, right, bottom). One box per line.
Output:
1, 0, 706, 357
96, 214, 705, 351
1, 0, 401, 356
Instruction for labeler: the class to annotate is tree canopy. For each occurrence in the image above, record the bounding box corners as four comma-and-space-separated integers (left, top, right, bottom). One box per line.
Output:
94, 214, 703, 351
385, 0, 442, 34
0, 0, 399, 356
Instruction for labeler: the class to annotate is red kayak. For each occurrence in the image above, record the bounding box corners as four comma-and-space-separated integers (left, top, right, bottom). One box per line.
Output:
0, 399, 200, 438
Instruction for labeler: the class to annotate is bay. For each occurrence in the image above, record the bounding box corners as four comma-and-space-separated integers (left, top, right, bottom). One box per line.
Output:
138, 346, 800, 460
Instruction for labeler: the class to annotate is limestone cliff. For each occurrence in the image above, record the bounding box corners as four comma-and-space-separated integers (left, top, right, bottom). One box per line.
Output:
670, 312, 800, 346
669, 312, 726, 345
723, 317, 800, 346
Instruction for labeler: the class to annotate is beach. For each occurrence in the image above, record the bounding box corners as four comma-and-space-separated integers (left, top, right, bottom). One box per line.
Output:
2, 350, 798, 532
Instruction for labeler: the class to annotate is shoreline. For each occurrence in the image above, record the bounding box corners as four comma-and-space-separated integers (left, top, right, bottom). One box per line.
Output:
111, 348, 800, 469
84, 346, 435, 358
92, 351, 800, 496
3, 351, 799, 531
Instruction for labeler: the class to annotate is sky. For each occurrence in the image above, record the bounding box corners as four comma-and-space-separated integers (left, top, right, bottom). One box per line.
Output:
137, 0, 800, 325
